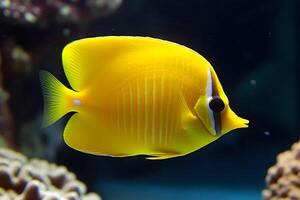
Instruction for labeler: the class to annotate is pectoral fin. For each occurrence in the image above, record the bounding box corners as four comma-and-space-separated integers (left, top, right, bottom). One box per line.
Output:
178, 92, 198, 131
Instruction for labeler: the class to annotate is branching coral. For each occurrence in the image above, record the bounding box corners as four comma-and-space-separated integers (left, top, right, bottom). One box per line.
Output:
0, 148, 102, 200
263, 141, 300, 200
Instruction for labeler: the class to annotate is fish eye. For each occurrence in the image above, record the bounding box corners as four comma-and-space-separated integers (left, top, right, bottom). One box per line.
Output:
209, 96, 225, 113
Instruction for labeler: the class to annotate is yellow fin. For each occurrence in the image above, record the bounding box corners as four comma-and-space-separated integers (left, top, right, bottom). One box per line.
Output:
62, 36, 196, 91
146, 154, 182, 160
178, 91, 198, 131
39, 70, 73, 127
64, 113, 100, 154
145, 149, 182, 160
63, 112, 133, 156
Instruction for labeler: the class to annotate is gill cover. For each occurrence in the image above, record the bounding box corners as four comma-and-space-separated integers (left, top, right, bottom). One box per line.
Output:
194, 66, 248, 136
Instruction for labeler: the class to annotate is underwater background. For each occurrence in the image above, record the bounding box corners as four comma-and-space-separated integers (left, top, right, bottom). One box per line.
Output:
0, 0, 299, 199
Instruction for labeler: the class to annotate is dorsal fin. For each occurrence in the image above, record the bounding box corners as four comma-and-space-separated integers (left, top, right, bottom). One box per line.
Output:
61, 36, 198, 91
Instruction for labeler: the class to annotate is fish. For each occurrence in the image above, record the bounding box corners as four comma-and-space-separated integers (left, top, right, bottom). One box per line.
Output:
40, 36, 249, 160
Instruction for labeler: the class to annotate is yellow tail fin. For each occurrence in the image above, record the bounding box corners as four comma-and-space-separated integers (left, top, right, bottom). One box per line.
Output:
39, 70, 75, 127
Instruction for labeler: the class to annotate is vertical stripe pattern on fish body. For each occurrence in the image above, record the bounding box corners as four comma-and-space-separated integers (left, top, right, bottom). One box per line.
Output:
39, 36, 249, 159
105, 52, 205, 153
111, 71, 183, 150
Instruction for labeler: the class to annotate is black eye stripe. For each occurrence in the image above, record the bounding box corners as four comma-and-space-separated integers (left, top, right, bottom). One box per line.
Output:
209, 96, 225, 113
208, 69, 223, 136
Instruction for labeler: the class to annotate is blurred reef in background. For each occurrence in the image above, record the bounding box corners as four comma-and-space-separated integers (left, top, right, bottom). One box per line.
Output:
0, 0, 123, 158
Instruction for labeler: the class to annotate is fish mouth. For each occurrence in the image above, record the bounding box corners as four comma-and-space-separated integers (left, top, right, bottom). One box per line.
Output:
210, 113, 249, 136
218, 110, 249, 135
238, 117, 249, 128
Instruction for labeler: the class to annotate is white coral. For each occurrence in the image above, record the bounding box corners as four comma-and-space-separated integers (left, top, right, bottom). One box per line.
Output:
0, 148, 101, 200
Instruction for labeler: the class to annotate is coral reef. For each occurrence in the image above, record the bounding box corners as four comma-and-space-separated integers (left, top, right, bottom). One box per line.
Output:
0, 148, 101, 199
263, 140, 300, 200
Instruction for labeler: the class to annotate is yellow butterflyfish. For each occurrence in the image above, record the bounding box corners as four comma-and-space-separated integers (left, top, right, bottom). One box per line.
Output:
40, 36, 249, 160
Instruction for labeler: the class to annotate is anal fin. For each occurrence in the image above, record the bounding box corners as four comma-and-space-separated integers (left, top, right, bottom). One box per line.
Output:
146, 154, 182, 160
146, 149, 182, 160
